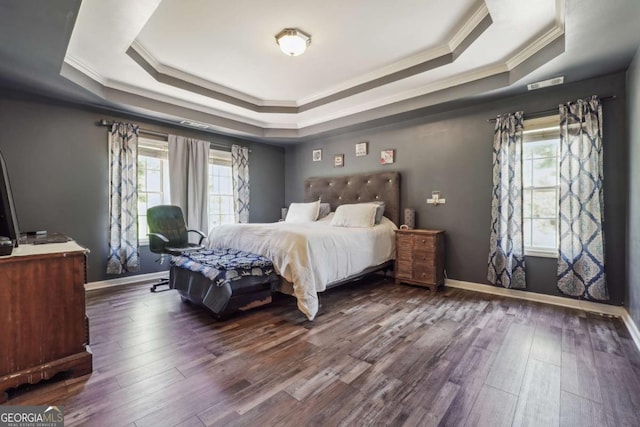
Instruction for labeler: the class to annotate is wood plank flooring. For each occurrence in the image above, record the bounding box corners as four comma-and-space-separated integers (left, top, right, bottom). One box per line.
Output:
4, 276, 640, 427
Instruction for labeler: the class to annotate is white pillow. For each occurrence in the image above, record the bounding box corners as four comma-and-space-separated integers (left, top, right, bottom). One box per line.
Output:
364, 201, 385, 224
285, 200, 320, 223
330, 203, 377, 228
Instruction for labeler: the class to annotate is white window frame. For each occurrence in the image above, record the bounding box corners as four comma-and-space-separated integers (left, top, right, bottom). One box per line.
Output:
523, 115, 560, 258
137, 140, 235, 243
137, 138, 170, 245
208, 149, 234, 227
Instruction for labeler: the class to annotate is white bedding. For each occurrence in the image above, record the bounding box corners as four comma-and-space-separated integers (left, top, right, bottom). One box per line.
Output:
205, 213, 397, 320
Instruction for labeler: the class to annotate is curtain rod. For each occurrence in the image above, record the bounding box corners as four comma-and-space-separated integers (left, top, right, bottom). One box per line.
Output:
97, 119, 250, 152
487, 95, 616, 123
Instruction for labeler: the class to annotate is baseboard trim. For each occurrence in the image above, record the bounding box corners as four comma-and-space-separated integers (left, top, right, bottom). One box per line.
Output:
445, 279, 640, 352
621, 310, 640, 354
85, 271, 168, 291
445, 279, 625, 316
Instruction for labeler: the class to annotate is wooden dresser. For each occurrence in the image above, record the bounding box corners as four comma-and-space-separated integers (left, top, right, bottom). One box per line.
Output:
0, 241, 92, 402
395, 229, 445, 291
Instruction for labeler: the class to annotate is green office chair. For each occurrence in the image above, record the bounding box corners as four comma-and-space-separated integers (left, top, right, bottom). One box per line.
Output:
147, 205, 206, 292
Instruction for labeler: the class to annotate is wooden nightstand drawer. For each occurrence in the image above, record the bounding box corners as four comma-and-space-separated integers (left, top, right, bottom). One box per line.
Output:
413, 250, 434, 264
397, 245, 414, 260
394, 229, 445, 291
396, 233, 414, 248
396, 261, 413, 279
413, 235, 435, 251
413, 266, 436, 283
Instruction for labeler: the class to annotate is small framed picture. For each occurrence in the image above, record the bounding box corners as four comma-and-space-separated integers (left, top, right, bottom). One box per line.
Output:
380, 149, 395, 165
312, 149, 322, 162
355, 141, 368, 157
334, 154, 344, 168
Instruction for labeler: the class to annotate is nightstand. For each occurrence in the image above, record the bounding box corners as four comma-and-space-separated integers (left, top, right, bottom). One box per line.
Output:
395, 229, 445, 291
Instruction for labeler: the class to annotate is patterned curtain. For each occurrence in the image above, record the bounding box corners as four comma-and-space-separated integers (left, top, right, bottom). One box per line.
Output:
557, 96, 608, 300
488, 112, 526, 289
232, 145, 250, 223
106, 123, 140, 274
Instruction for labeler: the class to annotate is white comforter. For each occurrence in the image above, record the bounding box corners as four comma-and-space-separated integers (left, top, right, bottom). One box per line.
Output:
205, 213, 397, 320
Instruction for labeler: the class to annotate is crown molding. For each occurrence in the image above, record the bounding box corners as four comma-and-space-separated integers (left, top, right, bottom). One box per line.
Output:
507, 0, 565, 70
555, 0, 566, 26
449, 1, 490, 51
506, 24, 564, 70
295, 63, 509, 128
126, 1, 493, 113
62, 27, 563, 139
63, 54, 107, 86
60, 1, 566, 139
130, 40, 280, 107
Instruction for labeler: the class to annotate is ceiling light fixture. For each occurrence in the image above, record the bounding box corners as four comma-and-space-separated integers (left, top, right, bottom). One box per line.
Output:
275, 28, 311, 56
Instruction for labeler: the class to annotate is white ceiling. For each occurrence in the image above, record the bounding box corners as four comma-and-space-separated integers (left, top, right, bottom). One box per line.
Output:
12, 0, 640, 141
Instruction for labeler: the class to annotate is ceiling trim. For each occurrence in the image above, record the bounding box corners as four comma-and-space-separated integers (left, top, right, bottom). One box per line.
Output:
126, 1, 492, 114
60, 0, 567, 139
286, 30, 566, 129
507, 24, 564, 70
60, 60, 273, 129
65, 54, 108, 86
61, 26, 565, 142
129, 39, 297, 108
508, 0, 565, 70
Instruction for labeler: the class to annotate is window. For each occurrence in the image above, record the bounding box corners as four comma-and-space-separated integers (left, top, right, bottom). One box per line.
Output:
137, 139, 235, 243
522, 115, 560, 257
208, 150, 234, 226
137, 138, 170, 243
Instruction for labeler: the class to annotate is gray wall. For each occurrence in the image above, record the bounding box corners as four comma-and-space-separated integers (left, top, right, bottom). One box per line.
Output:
0, 90, 285, 283
627, 45, 640, 327
286, 72, 628, 305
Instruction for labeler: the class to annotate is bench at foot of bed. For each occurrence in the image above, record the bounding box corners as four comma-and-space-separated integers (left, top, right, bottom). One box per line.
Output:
169, 248, 279, 319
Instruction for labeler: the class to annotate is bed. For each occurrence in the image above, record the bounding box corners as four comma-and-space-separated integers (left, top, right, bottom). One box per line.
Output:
172, 171, 400, 320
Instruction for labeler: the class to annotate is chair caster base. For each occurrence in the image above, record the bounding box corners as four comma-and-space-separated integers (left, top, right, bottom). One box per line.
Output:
150, 278, 171, 293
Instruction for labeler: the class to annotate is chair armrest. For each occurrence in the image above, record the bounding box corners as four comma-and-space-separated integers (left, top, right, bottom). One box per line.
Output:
188, 229, 207, 245
148, 232, 170, 243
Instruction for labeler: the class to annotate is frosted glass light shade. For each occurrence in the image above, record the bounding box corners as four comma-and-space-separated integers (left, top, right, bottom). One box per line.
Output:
276, 28, 311, 56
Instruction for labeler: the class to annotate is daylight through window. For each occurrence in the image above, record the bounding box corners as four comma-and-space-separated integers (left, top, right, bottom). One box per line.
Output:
137, 138, 170, 243
523, 115, 560, 257
208, 150, 234, 227
137, 139, 235, 243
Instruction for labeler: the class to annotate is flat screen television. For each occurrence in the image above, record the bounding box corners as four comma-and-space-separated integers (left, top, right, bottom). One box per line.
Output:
0, 149, 20, 247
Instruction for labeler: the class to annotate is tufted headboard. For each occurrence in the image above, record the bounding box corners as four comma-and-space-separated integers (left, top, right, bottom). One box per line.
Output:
304, 172, 401, 225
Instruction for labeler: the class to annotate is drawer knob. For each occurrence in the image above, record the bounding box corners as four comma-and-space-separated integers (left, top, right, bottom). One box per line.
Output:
421, 239, 426, 244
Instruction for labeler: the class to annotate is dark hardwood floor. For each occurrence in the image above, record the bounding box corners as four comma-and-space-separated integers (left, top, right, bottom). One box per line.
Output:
4, 275, 640, 426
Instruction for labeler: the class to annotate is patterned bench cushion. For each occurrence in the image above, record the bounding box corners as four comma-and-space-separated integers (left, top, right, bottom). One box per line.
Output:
171, 248, 274, 288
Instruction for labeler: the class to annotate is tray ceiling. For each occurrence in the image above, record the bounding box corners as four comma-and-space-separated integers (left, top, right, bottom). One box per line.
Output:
60, 0, 567, 139
0, 0, 633, 141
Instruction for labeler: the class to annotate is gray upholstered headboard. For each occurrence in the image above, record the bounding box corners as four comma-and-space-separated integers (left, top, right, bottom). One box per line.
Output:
304, 172, 401, 225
